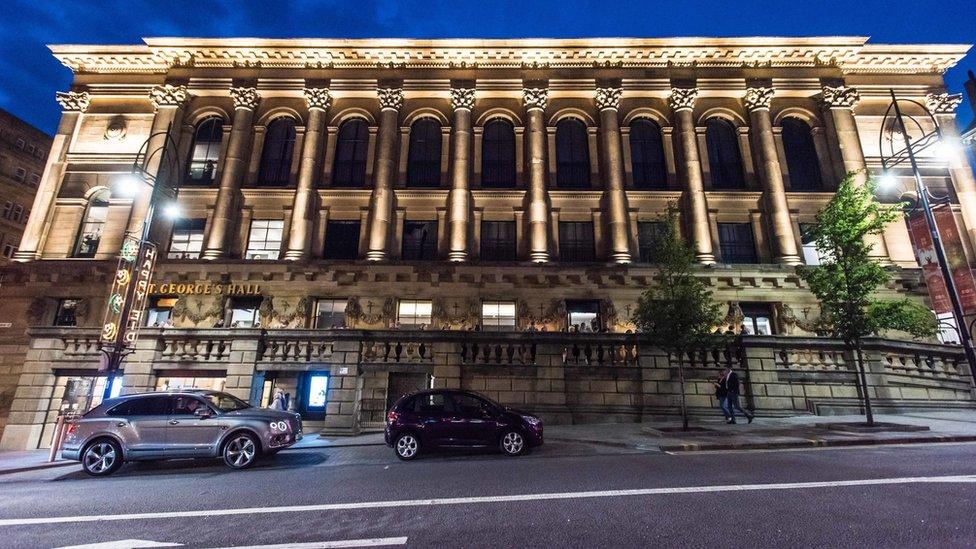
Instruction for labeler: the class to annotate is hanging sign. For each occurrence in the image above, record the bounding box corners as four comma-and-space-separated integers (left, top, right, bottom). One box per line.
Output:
907, 206, 976, 315
100, 236, 140, 344
123, 242, 157, 345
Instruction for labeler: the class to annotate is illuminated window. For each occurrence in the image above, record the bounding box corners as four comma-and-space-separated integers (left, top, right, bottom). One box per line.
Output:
332, 118, 369, 187
706, 118, 745, 190
566, 300, 601, 332
245, 219, 284, 260
306, 374, 329, 409
228, 297, 262, 328
73, 190, 110, 258
186, 117, 223, 184
481, 118, 516, 188
407, 118, 442, 188
397, 300, 432, 329
258, 118, 297, 186
314, 299, 347, 329
168, 219, 205, 259
482, 301, 516, 331
741, 303, 774, 335
629, 118, 667, 189
54, 298, 81, 327
146, 296, 178, 327
555, 118, 590, 189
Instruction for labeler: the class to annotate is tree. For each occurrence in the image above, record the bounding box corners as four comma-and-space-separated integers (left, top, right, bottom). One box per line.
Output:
799, 172, 937, 424
632, 205, 724, 429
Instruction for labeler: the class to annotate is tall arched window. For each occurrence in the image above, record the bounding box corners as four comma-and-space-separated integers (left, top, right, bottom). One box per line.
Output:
406, 118, 442, 188
481, 118, 516, 188
781, 117, 823, 191
705, 118, 745, 190
629, 118, 667, 189
186, 117, 223, 185
258, 117, 297, 186
332, 118, 369, 187
73, 189, 110, 258
555, 118, 590, 188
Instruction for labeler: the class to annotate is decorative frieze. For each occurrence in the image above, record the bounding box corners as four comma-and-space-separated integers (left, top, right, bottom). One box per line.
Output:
820, 85, 860, 109
377, 87, 404, 110
55, 91, 91, 112
667, 87, 699, 111
303, 87, 332, 111
743, 87, 774, 111
229, 86, 260, 110
925, 92, 963, 115
450, 88, 476, 111
149, 84, 189, 110
594, 87, 622, 111
522, 87, 549, 111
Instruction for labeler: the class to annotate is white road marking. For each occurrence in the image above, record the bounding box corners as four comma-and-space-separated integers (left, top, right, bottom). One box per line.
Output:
5, 474, 976, 528
56, 540, 182, 548
207, 537, 408, 548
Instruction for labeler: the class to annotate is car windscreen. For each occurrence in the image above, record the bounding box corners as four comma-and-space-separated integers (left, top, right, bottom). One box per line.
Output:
201, 392, 251, 412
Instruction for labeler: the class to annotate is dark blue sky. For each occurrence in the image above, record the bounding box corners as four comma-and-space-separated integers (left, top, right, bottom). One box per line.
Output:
1, 0, 974, 135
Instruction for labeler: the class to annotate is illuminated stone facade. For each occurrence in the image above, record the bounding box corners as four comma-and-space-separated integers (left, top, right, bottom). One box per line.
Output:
2, 37, 976, 450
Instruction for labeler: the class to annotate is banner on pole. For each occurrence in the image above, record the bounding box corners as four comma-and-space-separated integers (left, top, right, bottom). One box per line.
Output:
907, 206, 976, 315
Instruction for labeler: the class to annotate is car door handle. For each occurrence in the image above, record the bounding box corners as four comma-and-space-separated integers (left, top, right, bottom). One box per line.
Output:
116, 422, 126, 428
169, 420, 180, 425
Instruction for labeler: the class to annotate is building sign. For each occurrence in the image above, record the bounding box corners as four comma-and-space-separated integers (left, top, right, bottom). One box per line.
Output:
123, 242, 158, 345
148, 282, 262, 296
100, 236, 158, 347
907, 207, 976, 315
100, 236, 140, 344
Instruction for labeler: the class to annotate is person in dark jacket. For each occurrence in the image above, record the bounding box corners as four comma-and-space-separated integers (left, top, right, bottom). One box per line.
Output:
721, 366, 753, 424
712, 372, 730, 421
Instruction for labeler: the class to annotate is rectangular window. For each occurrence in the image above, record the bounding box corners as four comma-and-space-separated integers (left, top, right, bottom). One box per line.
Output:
558, 221, 595, 263
2, 202, 11, 219
481, 301, 516, 331
314, 299, 348, 329
935, 312, 959, 345
323, 220, 361, 260
146, 296, 178, 327
15, 139, 24, 150
718, 222, 757, 264
54, 299, 81, 327
637, 221, 667, 263
28, 173, 40, 187
397, 300, 432, 329
402, 221, 438, 260
2, 244, 15, 258
26, 144, 35, 155
12, 205, 23, 223
245, 219, 284, 260
741, 303, 774, 335
566, 300, 602, 332
480, 221, 517, 261
168, 219, 205, 259
13, 167, 26, 183
228, 297, 262, 328
799, 223, 822, 266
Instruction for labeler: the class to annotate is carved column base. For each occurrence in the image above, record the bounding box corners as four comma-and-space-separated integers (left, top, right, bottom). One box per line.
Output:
365, 250, 387, 261
611, 251, 632, 264
696, 253, 716, 265
282, 250, 306, 261
530, 251, 550, 263
201, 249, 225, 261
448, 251, 467, 262
11, 250, 39, 262
779, 255, 803, 266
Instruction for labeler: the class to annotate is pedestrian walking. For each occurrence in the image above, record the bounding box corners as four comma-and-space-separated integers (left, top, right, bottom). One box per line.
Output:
712, 371, 730, 422
270, 388, 285, 410
721, 365, 753, 424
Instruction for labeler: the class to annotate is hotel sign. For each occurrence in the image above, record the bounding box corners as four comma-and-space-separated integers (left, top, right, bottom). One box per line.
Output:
148, 282, 262, 296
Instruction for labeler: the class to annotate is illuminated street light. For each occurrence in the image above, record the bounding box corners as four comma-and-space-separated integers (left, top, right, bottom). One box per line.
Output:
115, 173, 143, 198
877, 172, 897, 189
162, 202, 182, 220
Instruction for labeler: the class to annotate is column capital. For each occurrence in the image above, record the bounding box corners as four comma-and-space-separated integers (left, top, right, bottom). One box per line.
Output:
149, 84, 189, 111
55, 91, 91, 113
667, 87, 699, 112
743, 87, 774, 111
925, 92, 963, 115
820, 85, 860, 109
595, 87, 622, 111
450, 88, 476, 111
377, 87, 404, 111
522, 87, 549, 111
303, 87, 332, 111
230, 87, 261, 110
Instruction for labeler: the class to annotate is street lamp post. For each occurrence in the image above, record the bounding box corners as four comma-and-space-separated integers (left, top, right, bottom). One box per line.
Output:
879, 89, 976, 384
99, 126, 182, 399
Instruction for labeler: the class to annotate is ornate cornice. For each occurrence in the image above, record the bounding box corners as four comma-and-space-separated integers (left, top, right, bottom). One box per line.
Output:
303, 87, 332, 111
667, 87, 699, 111
820, 85, 860, 109
377, 87, 404, 110
925, 92, 963, 115
229, 86, 260, 110
55, 91, 91, 112
595, 87, 622, 111
149, 84, 189, 110
450, 88, 476, 110
522, 87, 548, 111
743, 87, 774, 111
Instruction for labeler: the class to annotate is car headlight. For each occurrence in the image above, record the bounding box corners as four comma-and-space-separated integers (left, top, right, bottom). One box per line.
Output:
523, 416, 541, 426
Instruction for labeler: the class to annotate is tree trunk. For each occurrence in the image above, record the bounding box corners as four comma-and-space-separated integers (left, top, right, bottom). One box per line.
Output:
853, 338, 874, 425
674, 351, 689, 430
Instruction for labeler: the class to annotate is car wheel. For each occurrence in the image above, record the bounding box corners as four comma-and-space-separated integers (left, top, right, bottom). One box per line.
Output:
500, 430, 527, 456
223, 433, 259, 469
81, 438, 123, 477
394, 433, 420, 460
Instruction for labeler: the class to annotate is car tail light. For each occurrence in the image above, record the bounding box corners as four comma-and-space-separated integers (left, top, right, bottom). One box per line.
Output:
387, 410, 399, 424
65, 423, 78, 436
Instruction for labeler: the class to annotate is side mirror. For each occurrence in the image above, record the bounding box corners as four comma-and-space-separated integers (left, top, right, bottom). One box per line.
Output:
194, 407, 212, 419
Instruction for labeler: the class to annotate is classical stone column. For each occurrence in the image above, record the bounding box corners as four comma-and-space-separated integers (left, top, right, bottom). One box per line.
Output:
14, 91, 90, 261
447, 87, 475, 262
596, 87, 633, 264
284, 88, 331, 261
927, 92, 976, 246
669, 87, 715, 264
202, 87, 260, 260
127, 84, 190, 237
365, 87, 403, 261
744, 87, 801, 265
523, 87, 551, 263
821, 85, 889, 260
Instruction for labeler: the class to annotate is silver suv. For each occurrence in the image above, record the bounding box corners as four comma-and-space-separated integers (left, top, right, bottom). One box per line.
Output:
61, 390, 302, 476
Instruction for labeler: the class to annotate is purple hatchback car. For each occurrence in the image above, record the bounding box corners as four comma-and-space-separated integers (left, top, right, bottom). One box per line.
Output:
385, 389, 543, 460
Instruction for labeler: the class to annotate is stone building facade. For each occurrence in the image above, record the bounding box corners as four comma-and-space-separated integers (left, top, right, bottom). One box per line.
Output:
2, 37, 975, 450
0, 108, 51, 263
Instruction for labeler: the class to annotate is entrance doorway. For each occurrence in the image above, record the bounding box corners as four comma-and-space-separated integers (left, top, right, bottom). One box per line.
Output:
386, 373, 431, 411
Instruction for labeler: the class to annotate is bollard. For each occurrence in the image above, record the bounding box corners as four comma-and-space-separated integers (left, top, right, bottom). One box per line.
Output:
48, 413, 66, 462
